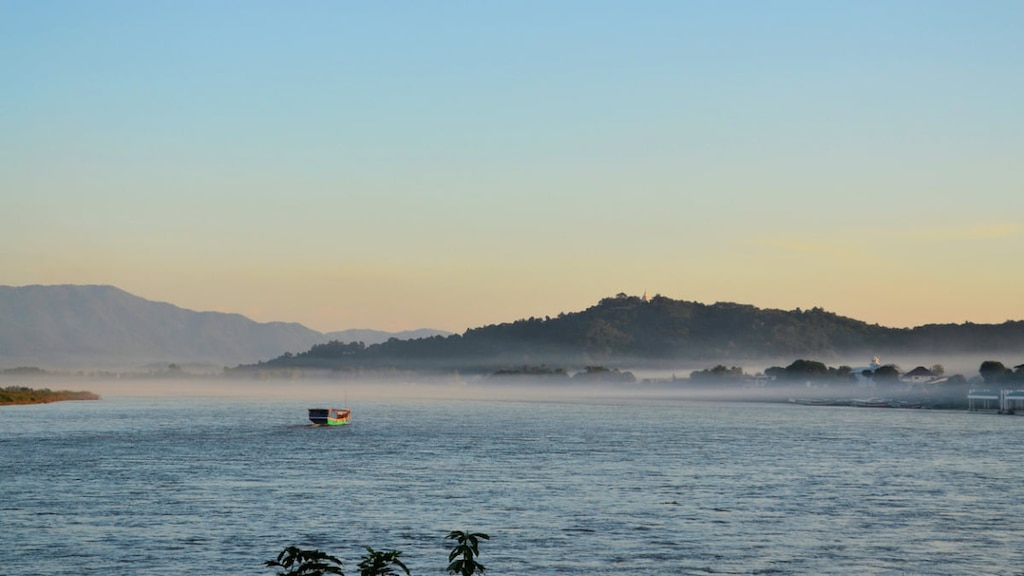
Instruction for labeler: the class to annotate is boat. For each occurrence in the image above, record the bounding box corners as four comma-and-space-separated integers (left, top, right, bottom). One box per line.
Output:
308, 408, 351, 426
851, 398, 925, 409
789, 398, 848, 406
852, 398, 894, 408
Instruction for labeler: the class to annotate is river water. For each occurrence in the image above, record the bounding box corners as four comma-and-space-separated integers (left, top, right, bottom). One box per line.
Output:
2, 380, 1023, 575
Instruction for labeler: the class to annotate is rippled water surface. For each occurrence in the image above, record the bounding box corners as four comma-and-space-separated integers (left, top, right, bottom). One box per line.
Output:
3, 383, 1024, 575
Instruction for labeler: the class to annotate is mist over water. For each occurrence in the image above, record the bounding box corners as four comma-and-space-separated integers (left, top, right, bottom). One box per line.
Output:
69, 376, 772, 403
68, 375, 918, 406
4, 379, 1023, 575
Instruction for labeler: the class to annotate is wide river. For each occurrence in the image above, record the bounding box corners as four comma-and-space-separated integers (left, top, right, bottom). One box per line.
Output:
2, 379, 1023, 575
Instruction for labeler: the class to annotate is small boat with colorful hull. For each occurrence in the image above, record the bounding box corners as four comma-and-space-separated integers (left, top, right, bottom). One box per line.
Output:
308, 408, 351, 426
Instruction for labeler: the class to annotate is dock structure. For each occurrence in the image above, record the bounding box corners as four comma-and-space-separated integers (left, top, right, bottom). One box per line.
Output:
1002, 390, 1024, 414
968, 389, 1024, 414
968, 389, 1000, 411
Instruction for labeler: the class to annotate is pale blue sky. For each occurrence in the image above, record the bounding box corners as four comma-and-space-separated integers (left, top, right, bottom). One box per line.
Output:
3, 1, 1022, 332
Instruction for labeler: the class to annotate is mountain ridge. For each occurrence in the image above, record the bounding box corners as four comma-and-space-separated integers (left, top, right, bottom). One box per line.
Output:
246, 293, 1024, 373
3, 285, 1022, 373
0, 284, 447, 369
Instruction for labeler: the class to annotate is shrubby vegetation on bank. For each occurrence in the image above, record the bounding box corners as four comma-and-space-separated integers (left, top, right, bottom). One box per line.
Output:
0, 386, 100, 406
491, 364, 568, 378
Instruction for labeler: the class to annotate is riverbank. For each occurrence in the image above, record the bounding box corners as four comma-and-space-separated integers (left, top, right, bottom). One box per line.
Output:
0, 386, 100, 406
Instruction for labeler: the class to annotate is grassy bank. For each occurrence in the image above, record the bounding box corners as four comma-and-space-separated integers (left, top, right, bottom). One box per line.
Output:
0, 386, 100, 406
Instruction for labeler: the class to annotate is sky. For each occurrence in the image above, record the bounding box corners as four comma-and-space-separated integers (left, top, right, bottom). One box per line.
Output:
2, 1, 1022, 333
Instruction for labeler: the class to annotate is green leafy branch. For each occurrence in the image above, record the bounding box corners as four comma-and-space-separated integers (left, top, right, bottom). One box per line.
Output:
446, 530, 490, 576
265, 530, 489, 576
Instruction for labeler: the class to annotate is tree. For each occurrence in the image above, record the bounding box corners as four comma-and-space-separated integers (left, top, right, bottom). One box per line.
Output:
357, 547, 409, 576
763, 359, 830, 382
871, 364, 901, 384
689, 365, 745, 383
446, 530, 490, 576
265, 547, 344, 576
764, 366, 786, 381
833, 365, 853, 379
573, 365, 636, 383
786, 359, 829, 379
979, 360, 1010, 384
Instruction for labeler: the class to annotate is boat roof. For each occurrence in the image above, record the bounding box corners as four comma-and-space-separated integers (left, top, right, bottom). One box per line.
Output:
968, 390, 1000, 399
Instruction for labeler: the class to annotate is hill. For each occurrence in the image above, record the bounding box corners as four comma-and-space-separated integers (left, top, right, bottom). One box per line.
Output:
0, 285, 446, 369
242, 293, 1024, 374
5, 287, 1021, 374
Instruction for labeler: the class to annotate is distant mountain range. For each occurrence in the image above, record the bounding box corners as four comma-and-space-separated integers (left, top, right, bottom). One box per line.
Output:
0, 285, 449, 369
325, 328, 452, 346
3, 286, 1023, 374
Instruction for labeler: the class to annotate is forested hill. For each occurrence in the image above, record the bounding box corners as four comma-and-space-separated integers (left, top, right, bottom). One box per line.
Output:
241, 293, 1024, 372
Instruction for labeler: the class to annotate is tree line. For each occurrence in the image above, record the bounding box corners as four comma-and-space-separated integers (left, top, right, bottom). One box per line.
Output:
690, 359, 1024, 389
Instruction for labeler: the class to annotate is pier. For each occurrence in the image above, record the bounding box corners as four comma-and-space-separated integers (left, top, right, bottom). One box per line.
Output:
968, 389, 1024, 414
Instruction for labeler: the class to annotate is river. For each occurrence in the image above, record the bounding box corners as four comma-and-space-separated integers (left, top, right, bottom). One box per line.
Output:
2, 379, 1022, 575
